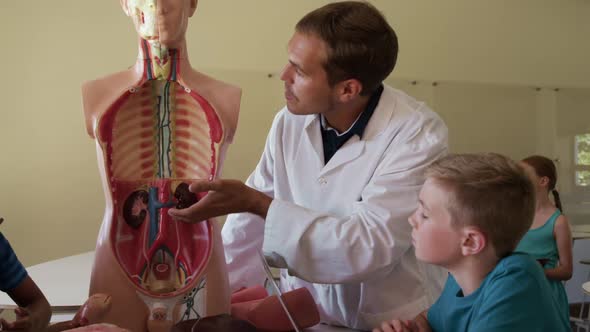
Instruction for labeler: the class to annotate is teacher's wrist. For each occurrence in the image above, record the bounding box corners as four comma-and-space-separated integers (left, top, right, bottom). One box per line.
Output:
248, 188, 272, 219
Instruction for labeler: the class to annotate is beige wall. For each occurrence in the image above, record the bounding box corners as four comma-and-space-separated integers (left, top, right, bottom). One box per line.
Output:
0, 1, 589, 266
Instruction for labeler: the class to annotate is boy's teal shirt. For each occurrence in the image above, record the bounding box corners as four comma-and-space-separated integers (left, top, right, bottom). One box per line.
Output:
428, 252, 570, 332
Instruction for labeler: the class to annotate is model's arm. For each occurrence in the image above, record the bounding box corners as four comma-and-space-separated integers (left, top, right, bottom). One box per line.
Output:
544, 215, 573, 281
2, 276, 51, 332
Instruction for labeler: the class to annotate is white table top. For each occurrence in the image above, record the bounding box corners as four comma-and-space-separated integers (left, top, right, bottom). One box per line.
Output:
0, 251, 356, 331
573, 224, 590, 232
572, 224, 590, 240
573, 231, 590, 240
0, 251, 94, 311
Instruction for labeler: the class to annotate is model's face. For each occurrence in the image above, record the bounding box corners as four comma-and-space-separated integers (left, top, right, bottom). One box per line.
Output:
280, 32, 337, 116
408, 179, 463, 267
125, 0, 195, 48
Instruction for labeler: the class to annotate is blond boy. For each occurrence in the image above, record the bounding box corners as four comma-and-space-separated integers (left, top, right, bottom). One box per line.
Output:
374, 153, 570, 332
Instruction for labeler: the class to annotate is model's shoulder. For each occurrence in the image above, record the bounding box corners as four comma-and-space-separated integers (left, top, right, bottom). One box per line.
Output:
81, 69, 140, 112
184, 70, 241, 100
81, 69, 139, 137
82, 69, 138, 97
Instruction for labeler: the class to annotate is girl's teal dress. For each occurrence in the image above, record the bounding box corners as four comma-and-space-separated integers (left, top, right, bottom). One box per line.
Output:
515, 209, 569, 321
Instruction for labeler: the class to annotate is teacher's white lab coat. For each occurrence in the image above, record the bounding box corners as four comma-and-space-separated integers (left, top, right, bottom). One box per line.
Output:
222, 85, 448, 330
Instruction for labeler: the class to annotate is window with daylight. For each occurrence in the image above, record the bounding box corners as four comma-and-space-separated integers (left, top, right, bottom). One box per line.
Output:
575, 133, 590, 186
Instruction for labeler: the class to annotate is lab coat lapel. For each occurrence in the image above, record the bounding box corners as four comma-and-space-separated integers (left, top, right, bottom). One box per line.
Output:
319, 137, 365, 176
319, 86, 396, 176
301, 115, 325, 167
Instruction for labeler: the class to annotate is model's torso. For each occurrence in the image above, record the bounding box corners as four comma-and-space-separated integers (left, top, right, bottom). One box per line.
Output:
97, 79, 222, 294
83, 71, 239, 331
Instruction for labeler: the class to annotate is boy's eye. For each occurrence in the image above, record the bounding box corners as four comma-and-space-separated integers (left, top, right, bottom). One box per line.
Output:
421, 214, 428, 219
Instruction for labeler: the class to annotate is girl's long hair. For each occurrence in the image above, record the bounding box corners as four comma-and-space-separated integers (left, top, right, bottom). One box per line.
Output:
522, 155, 563, 212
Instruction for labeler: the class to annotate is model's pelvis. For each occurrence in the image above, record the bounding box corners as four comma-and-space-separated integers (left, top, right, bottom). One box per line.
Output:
113, 178, 212, 331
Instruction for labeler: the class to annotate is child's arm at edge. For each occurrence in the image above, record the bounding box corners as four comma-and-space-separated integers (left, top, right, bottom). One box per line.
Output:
544, 215, 573, 281
2, 275, 51, 331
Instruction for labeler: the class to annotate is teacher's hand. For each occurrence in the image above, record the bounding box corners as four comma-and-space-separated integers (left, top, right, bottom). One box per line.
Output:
168, 179, 272, 223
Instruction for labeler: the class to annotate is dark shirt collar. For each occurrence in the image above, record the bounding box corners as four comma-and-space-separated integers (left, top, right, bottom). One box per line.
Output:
320, 85, 384, 164
320, 84, 384, 139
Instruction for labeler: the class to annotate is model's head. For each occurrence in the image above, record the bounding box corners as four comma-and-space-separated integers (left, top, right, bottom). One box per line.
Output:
121, 0, 197, 48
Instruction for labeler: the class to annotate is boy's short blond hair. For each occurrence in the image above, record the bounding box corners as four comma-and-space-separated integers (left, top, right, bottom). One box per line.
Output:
426, 153, 535, 258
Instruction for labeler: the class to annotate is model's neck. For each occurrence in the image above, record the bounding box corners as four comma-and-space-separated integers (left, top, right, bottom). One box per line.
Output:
136, 38, 191, 81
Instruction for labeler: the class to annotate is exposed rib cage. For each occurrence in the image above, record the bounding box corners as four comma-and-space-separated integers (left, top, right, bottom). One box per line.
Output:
109, 82, 215, 181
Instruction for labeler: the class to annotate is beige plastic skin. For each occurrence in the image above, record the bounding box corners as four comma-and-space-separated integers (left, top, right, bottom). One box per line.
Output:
48, 294, 113, 332
80, 0, 241, 331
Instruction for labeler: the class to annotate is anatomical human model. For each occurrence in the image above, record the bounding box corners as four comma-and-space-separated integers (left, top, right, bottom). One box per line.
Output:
79, 0, 241, 331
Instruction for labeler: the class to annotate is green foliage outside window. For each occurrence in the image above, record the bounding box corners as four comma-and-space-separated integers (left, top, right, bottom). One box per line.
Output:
575, 133, 590, 186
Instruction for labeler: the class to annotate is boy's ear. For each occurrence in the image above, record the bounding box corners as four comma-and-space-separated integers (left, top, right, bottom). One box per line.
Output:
460, 226, 487, 256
